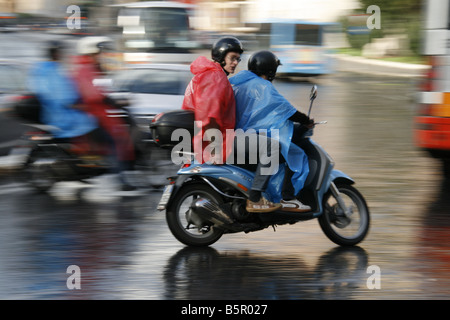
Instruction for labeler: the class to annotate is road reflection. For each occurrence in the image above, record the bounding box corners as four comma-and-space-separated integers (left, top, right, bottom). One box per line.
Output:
1, 168, 448, 299
1, 71, 448, 300
1, 188, 373, 299
0, 190, 157, 299
163, 246, 369, 300
414, 177, 450, 298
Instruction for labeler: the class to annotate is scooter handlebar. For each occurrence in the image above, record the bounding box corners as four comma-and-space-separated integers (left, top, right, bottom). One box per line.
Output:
300, 121, 327, 138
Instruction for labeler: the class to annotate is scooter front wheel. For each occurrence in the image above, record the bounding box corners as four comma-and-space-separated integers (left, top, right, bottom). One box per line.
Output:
24, 149, 58, 192
319, 183, 370, 246
166, 182, 224, 247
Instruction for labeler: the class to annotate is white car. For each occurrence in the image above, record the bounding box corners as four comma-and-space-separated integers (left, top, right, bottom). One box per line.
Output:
103, 63, 194, 186
105, 63, 192, 132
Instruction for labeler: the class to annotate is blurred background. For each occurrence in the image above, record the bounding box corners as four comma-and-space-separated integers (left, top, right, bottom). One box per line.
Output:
0, 0, 424, 61
1, 0, 449, 300
0, 0, 433, 159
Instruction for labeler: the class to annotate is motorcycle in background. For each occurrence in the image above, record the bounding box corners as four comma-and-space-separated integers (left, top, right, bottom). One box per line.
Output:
151, 86, 370, 247
9, 94, 174, 192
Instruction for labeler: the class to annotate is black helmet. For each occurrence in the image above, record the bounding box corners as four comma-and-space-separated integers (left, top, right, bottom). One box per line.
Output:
211, 36, 243, 65
248, 50, 281, 81
48, 40, 64, 60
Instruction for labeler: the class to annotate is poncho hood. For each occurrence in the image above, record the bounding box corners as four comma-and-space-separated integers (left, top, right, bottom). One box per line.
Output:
230, 70, 297, 133
228, 69, 258, 85
190, 56, 223, 75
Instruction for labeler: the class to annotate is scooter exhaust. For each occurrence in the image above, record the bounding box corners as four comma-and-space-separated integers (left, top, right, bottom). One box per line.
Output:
190, 198, 235, 226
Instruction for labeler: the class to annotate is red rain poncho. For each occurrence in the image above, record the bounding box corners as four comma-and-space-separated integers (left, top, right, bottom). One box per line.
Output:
72, 55, 135, 162
182, 56, 235, 164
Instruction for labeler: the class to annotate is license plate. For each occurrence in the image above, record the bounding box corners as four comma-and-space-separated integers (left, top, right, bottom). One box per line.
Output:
157, 184, 173, 211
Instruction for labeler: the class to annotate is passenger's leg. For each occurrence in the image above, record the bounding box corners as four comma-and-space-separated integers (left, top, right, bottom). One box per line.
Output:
280, 123, 311, 212
246, 134, 282, 212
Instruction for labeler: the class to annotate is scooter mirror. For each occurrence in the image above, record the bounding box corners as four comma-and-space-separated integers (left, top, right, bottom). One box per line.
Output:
310, 85, 318, 100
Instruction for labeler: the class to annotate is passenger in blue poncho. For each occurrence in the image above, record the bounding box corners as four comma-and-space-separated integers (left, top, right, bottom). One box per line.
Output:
28, 41, 141, 192
28, 41, 98, 139
229, 50, 313, 213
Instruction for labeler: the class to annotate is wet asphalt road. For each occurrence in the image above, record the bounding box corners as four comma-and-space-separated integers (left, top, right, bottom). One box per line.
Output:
0, 32, 449, 301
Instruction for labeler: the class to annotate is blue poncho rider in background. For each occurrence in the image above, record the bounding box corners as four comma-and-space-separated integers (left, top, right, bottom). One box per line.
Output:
230, 50, 313, 213
28, 41, 98, 141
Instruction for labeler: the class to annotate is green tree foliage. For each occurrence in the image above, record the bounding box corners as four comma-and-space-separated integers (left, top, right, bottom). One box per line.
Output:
346, 0, 423, 55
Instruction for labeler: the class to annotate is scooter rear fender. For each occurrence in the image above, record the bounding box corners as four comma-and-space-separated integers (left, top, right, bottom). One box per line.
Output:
177, 163, 254, 194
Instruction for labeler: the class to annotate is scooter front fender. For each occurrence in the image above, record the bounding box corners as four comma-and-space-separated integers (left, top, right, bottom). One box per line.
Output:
312, 169, 354, 217
330, 169, 354, 186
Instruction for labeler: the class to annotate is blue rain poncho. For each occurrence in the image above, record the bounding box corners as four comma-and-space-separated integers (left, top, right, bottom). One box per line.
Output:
229, 70, 309, 202
28, 61, 97, 138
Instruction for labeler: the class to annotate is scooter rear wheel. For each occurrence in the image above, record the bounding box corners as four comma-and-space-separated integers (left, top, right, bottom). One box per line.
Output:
166, 182, 224, 247
319, 183, 370, 246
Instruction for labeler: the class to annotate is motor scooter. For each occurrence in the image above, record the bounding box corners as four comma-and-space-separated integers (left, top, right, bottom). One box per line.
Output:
152, 86, 370, 247
10, 94, 173, 192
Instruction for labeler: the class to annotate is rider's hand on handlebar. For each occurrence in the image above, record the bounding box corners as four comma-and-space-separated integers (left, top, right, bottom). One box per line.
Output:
306, 118, 315, 129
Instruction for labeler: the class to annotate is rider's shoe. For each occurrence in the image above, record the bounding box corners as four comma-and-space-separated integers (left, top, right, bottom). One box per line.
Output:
77, 155, 108, 167
246, 197, 282, 213
280, 199, 311, 212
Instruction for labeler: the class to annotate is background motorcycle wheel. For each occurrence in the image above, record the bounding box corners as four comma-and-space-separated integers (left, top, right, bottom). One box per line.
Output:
166, 182, 224, 247
23, 149, 58, 193
318, 183, 370, 246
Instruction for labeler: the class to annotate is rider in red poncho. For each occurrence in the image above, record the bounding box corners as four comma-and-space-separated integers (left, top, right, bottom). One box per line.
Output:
72, 37, 137, 190
182, 37, 243, 164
